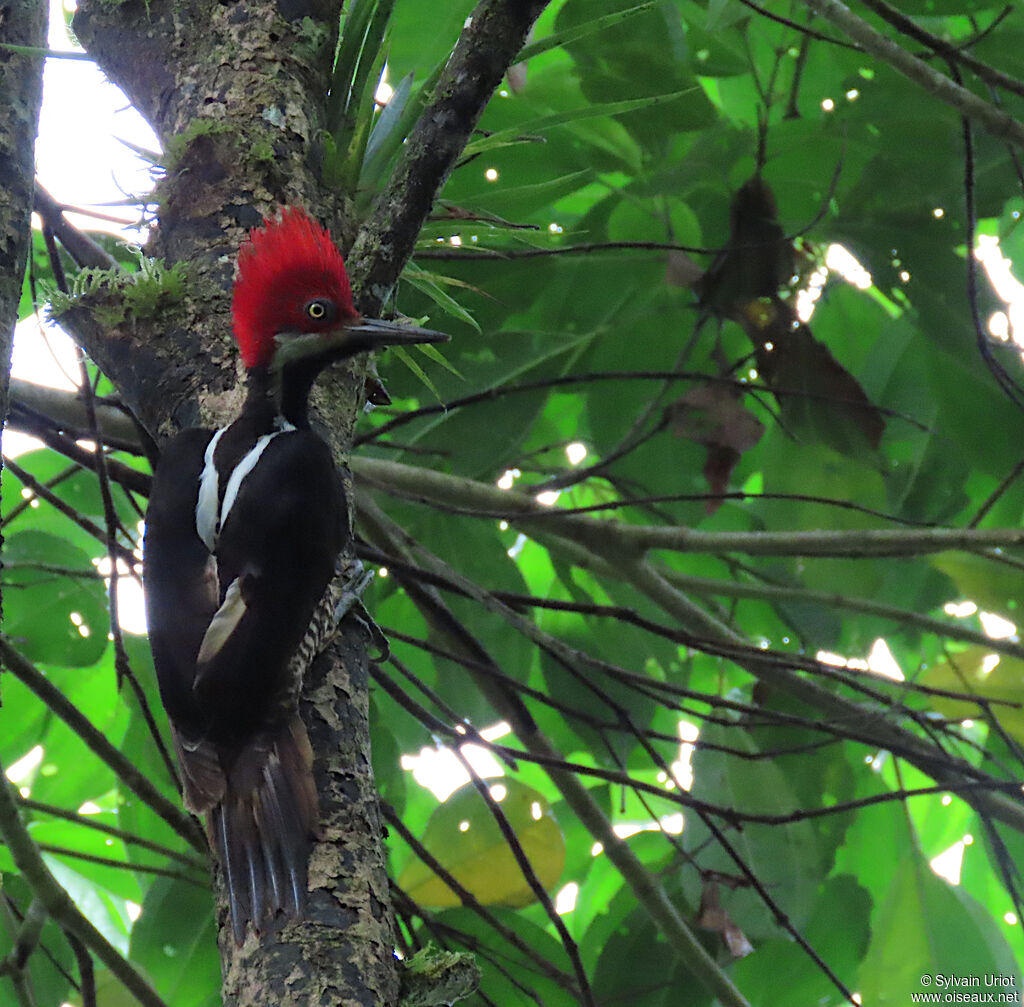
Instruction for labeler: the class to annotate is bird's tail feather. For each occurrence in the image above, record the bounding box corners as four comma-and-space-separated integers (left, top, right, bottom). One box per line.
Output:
205, 717, 318, 945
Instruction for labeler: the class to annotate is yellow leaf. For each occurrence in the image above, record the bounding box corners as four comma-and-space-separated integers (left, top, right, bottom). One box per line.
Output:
398, 781, 565, 909
923, 644, 1024, 745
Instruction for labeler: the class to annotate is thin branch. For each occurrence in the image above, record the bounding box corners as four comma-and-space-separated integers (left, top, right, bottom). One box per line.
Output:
381, 803, 583, 998
0, 638, 204, 849
75, 354, 181, 789
33, 184, 119, 270
356, 369, 929, 446
3, 457, 139, 565
17, 797, 205, 868
348, 0, 552, 311
357, 496, 752, 1007
658, 568, 1024, 664
413, 239, 720, 260
797, 0, 1024, 149
36, 844, 205, 885
619, 559, 1024, 832
0, 898, 46, 982
856, 0, 1024, 100
374, 553, 1022, 719
739, 0, 859, 48
3, 409, 150, 496
2, 463, 77, 526
355, 461, 1024, 832
63, 933, 95, 1007
0, 770, 168, 1007
374, 659, 1017, 827
969, 457, 1024, 528
352, 455, 1024, 558
8, 376, 147, 453
453, 747, 596, 1007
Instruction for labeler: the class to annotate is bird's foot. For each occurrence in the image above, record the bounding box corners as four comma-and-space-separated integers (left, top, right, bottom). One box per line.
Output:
334, 560, 390, 663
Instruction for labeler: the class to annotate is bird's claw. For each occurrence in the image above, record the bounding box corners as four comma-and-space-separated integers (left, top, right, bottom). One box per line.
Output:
334, 560, 390, 663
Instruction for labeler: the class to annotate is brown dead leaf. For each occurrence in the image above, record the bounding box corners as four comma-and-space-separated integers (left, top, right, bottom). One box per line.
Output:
696, 879, 755, 960
745, 300, 885, 452
669, 384, 764, 512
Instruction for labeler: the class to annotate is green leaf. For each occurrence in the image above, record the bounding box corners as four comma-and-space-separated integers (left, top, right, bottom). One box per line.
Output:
922, 645, 1024, 748
389, 344, 442, 401
362, 70, 414, 187
3, 530, 109, 667
684, 722, 823, 938
462, 89, 701, 158
415, 340, 464, 379
859, 861, 1016, 1003
730, 874, 870, 1005
129, 877, 219, 1007
0, 876, 75, 1006
516, 2, 659, 62
402, 263, 482, 332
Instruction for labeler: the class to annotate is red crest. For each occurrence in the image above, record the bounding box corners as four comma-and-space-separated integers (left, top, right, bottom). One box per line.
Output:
232, 207, 357, 368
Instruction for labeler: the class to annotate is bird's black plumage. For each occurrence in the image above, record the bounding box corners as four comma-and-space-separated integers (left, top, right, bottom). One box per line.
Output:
143, 207, 448, 944
144, 371, 345, 943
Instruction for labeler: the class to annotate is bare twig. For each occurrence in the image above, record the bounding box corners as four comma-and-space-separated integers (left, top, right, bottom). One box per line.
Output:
798, 0, 1024, 148
0, 638, 203, 849
33, 184, 119, 271
0, 770, 168, 1007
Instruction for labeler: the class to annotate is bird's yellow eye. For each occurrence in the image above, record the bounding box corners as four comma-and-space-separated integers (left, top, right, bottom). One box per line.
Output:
304, 299, 334, 322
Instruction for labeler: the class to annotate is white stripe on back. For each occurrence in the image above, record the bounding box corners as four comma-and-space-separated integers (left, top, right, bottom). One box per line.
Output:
220, 431, 283, 530
195, 419, 297, 553
195, 428, 226, 552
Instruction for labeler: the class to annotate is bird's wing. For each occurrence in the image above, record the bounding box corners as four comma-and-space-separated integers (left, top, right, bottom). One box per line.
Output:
143, 427, 221, 732
190, 429, 345, 731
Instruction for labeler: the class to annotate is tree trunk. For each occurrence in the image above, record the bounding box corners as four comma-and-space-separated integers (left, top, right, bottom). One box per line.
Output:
0, 0, 47, 653
65, 0, 548, 1001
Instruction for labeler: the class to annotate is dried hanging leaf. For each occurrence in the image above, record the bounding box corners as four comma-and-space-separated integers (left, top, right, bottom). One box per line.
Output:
696, 878, 755, 960
695, 175, 794, 322
668, 383, 764, 511
745, 300, 885, 453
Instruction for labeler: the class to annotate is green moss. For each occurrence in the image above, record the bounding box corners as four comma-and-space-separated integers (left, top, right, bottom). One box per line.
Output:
164, 117, 235, 170
295, 16, 329, 62
49, 252, 186, 327
399, 943, 480, 1007
250, 136, 276, 163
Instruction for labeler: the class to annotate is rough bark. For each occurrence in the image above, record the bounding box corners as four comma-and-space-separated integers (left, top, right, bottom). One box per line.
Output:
0, 0, 47, 674
68, 0, 395, 1001
71, 0, 354, 439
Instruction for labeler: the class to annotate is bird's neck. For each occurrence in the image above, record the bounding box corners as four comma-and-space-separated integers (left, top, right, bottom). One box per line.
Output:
243, 361, 323, 430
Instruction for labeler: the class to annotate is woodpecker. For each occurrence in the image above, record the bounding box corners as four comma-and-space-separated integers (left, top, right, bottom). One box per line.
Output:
143, 207, 447, 943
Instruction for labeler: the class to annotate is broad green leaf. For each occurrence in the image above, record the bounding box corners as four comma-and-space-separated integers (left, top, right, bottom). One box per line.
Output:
129, 877, 219, 1007
859, 860, 1015, 1003
3, 530, 109, 666
730, 874, 870, 1006
684, 722, 823, 938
